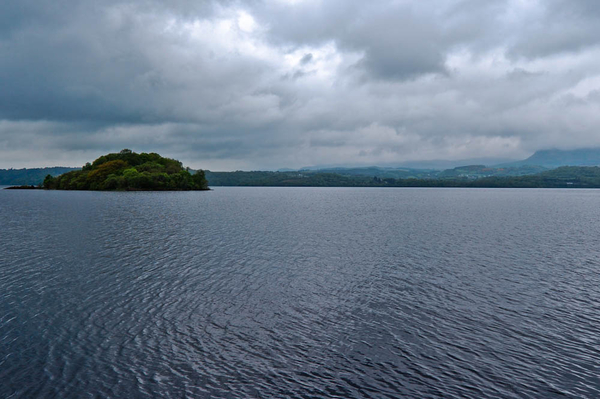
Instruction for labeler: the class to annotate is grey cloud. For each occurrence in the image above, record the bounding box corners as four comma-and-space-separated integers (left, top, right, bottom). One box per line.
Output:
345, 8, 446, 79
0, 0, 274, 125
508, 0, 600, 58
253, 1, 448, 80
1, 0, 600, 169
299, 53, 313, 65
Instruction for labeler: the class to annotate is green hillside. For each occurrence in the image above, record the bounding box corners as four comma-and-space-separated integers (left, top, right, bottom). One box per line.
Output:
0, 167, 79, 186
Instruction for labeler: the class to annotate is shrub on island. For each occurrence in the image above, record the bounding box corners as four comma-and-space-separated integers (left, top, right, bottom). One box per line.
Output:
43, 149, 208, 191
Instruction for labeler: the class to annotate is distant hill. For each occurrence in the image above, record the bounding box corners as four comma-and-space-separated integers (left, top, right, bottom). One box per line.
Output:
206, 166, 600, 188
499, 148, 600, 168
469, 166, 600, 188
299, 157, 518, 171
436, 164, 547, 178
296, 148, 600, 171
7, 147, 600, 188
302, 166, 438, 179
205, 164, 549, 186
395, 157, 519, 170
0, 167, 79, 186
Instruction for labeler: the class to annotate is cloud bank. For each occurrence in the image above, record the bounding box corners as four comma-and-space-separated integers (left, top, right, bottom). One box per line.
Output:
1, 0, 600, 169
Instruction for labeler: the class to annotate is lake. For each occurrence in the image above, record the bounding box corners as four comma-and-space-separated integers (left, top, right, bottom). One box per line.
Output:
1, 187, 599, 398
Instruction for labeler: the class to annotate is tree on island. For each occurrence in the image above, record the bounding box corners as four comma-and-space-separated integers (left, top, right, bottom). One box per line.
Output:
43, 149, 208, 191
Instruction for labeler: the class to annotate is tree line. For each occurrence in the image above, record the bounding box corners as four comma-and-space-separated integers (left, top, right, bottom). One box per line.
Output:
204, 166, 600, 188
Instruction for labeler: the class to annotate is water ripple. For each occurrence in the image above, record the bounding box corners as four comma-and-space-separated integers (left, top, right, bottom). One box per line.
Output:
1, 188, 599, 398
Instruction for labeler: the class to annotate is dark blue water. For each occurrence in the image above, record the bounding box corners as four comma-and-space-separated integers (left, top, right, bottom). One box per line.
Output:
1, 187, 599, 398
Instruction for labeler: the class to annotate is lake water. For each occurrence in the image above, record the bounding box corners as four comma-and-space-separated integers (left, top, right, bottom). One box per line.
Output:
1, 187, 599, 398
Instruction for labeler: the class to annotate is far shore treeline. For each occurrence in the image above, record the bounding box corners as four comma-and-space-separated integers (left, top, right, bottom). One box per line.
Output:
42, 149, 208, 191
4, 152, 600, 189
204, 166, 600, 188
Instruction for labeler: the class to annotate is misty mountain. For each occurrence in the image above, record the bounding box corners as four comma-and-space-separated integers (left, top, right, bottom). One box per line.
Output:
436, 165, 547, 178
301, 148, 600, 173
6, 148, 600, 187
301, 165, 547, 179
300, 167, 438, 179
499, 148, 600, 168
298, 157, 518, 171
394, 158, 519, 170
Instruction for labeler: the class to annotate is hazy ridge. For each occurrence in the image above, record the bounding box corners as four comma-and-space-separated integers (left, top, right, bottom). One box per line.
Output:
5, 148, 600, 187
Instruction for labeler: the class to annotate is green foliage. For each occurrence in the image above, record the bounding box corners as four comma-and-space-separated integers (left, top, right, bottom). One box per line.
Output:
43, 150, 209, 191
204, 166, 600, 188
43, 174, 56, 188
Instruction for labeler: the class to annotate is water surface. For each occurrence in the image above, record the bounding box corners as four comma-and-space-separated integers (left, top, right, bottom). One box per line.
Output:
1, 187, 599, 398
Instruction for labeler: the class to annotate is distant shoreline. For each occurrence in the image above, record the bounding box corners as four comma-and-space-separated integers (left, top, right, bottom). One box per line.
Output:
4, 163, 600, 190
4, 185, 42, 190
203, 166, 600, 189
205, 184, 598, 189
6, 185, 597, 190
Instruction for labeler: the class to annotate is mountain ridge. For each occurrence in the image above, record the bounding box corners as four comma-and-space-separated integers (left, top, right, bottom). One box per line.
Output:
497, 148, 600, 168
5, 148, 600, 186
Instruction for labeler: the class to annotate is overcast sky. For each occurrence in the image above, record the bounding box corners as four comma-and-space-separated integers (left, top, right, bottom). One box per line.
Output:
2, 0, 600, 169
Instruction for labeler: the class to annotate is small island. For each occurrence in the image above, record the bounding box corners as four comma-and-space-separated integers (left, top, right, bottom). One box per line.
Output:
4, 185, 43, 190
42, 149, 208, 191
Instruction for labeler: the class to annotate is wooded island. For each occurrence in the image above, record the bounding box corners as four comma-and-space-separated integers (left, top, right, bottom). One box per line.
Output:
43, 149, 208, 191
